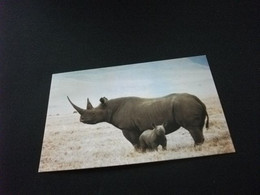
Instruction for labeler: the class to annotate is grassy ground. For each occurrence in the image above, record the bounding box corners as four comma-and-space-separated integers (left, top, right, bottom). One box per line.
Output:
39, 96, 235, 172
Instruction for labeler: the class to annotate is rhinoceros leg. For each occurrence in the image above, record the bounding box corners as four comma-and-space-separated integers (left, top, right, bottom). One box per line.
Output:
161, 139, 167, 150
122, 130, 141, 150
139, 135, 148, 152
186, 126, 204, 146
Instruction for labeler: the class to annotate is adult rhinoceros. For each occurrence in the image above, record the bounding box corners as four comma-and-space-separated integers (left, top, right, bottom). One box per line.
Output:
67, 93, 209, 149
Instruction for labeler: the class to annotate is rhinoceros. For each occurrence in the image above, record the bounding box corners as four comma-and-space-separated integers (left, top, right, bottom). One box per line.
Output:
67, 93, 209, 150
139, 123, 167, 152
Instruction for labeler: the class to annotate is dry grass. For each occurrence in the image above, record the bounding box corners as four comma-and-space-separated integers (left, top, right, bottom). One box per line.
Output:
39, 96, 235, 172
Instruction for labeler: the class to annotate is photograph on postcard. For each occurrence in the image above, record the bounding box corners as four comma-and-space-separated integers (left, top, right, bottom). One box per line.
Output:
38, 55, 235, 172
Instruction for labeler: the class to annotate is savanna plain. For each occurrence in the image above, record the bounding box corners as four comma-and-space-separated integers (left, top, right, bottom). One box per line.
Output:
39, 96, 235, 172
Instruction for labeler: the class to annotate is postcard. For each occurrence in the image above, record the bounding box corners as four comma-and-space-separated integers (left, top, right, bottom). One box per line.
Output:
39, 55, 235, 172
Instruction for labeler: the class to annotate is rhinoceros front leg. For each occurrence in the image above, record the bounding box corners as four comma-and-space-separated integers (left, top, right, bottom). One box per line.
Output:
161, 139, 167, 150
122, 130, 141, 150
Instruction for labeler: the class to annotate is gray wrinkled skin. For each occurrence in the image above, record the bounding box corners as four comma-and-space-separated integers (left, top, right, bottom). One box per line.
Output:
67, 93, 209, 150
139, 123, 167, 152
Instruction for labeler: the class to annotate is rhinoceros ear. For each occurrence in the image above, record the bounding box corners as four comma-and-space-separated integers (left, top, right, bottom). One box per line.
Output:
87, 98, 93, 109
100, 97, 108, 104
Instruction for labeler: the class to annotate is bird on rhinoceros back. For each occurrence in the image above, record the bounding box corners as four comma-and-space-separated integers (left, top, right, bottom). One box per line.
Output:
139, 123, 167, 152
67, 93, 209, 150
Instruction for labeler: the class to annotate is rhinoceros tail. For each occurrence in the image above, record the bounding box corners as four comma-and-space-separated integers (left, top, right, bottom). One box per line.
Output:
205, 111, 209, 129
192, 95, 209, 129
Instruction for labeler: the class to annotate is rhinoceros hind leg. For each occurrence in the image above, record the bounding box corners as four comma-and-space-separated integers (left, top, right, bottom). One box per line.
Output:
186, 127, 205, 146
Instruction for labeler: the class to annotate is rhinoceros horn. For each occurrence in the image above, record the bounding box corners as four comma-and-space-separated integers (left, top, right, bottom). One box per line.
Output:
67, 96, 85, 114
87, 98, 93, 109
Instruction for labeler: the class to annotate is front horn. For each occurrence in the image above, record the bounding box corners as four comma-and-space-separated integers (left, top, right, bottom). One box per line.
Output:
67, 96, 85, 114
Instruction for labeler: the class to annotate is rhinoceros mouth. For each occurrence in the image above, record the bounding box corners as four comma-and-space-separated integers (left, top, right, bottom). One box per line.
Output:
80, 116, 95, 124
80, 120, 88, 124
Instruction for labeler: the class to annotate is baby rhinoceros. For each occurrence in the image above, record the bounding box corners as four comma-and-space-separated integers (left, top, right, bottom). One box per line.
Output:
139, 123, 167, 152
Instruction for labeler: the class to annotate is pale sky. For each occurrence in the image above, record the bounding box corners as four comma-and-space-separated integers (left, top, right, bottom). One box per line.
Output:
47, 55, 219, 115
